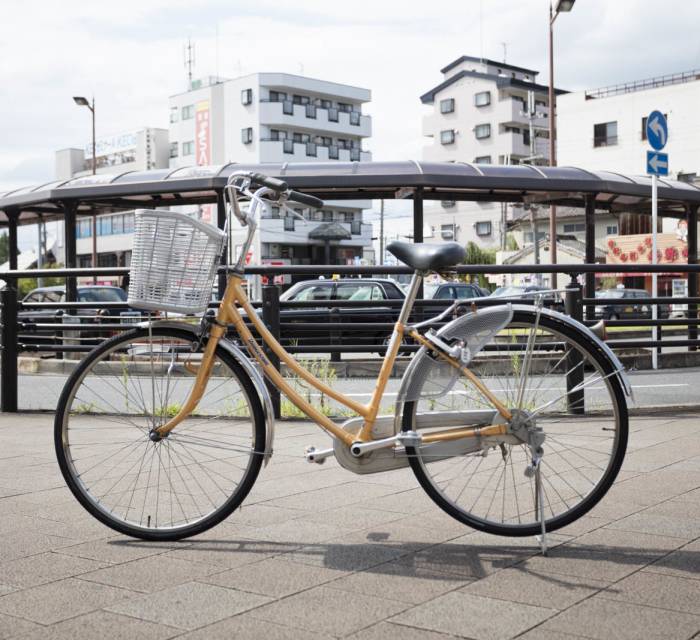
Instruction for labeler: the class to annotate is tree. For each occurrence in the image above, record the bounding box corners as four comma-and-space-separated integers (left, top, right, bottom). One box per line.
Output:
462, 242, 496, 290
0, 232, 8, 266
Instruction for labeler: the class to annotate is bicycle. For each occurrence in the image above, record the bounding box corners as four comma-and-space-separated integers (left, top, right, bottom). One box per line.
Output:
54, 171, 631, 552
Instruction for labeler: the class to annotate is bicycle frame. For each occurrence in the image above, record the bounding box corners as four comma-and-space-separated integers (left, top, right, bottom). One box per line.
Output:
153, 272, 512, 448
153, 176, 512, 448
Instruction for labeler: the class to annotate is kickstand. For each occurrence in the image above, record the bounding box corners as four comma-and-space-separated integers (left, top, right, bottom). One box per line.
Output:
534, 462, 548, 556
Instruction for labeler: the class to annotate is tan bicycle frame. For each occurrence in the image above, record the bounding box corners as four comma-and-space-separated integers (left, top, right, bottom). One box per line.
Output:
154, 274, 510, 445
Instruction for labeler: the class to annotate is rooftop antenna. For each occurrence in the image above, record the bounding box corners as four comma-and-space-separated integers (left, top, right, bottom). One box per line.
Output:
501, 41, 507, 63
184, 37, 195, 89
215, 24, 220, 82
479, 0, 484, 61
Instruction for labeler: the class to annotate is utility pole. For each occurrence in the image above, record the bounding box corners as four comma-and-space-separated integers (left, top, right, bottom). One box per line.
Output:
529, 205, 542, 286
379, 199, 385, 265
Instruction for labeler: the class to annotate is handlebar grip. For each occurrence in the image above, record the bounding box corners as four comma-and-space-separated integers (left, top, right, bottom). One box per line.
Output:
288, 190, 324, 209
250, 173, 288, 192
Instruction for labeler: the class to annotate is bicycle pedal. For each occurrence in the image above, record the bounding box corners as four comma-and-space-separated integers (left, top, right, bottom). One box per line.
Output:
304, 446, 334, 464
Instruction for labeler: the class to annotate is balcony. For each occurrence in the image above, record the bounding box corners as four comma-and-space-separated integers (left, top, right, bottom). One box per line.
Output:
259, 140, 372, 163
259, 101, 371, 137
258, 217, 373, 246
497, 98, 548, 129
502, 132, 549, 159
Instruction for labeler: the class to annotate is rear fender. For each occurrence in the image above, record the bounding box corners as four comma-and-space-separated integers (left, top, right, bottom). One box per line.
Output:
137, 320, 275, 464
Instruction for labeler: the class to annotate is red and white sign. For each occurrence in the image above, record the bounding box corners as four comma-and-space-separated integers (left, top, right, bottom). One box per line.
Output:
195, 101, 214, 223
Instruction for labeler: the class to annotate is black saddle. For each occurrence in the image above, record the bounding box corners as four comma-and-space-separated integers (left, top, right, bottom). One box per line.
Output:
387, 241, 467, 272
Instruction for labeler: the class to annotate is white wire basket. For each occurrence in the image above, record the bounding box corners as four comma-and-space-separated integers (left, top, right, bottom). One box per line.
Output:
127, 210, 226, 314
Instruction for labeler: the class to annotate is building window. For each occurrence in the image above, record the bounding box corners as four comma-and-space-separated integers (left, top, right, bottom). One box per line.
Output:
523, 129, 530, 146
306, 142, 317, 157
475, 221, 492, 236
606, 225, 618, 235
305, 104, 317, 119
563, 223, 586, 233
124, 213, 135, 233
593, 121, 617, 147
328, 145, 339, 159
338, 102, 352, 113
328, 108, 339, 122
351, 220, 362, 235
441, 200, 456, 209
474, 123, 491, 139
76, 218, 92, 239
292, 94, 309, 105
182, 140, 194, 156
112, 215, 124, 235
282, 100, 294, 115
440, 98, 455, 114
169, 107, 178, 123
169, 142, 178, 158
283, 139, 294, 154
181, 105, 194, 120
474, 91, 491, 107
474, 155, 491, 164
440, 129, 456, 145
284, 217, 295, 232
241, 127, 253, 144
349, 111, 361, 126
441, 224, 456, 240
241, 88, 253, 105
269, 90, 287, 102
350, 149, 360, 161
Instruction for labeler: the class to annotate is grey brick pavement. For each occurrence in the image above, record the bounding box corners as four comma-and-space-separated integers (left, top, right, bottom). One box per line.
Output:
0, 411, 700, 639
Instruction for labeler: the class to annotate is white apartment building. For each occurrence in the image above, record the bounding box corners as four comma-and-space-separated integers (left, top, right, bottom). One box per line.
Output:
421, 55, 558, 249
54, 128, 170, 279
169, 73, 373, 274
557, 69, 700, 183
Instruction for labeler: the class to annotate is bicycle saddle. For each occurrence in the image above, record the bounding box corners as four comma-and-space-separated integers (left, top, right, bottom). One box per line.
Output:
387, 241, 467, 272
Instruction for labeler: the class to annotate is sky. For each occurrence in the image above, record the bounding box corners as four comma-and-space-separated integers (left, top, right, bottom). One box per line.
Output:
3, 0, 700, 196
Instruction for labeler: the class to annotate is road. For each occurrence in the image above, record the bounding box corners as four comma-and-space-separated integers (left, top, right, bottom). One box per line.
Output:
18, 365, 700, 412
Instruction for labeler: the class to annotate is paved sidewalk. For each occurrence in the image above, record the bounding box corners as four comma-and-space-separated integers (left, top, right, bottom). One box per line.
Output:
1, 412, 700, 639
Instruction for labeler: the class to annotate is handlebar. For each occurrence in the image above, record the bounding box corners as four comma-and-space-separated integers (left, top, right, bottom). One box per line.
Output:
287, 190, 324, 209
250, 173, 288, 192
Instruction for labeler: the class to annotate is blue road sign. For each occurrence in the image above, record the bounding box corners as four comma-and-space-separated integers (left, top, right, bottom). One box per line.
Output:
647, 150, 669, 176
646, 111, 668, 151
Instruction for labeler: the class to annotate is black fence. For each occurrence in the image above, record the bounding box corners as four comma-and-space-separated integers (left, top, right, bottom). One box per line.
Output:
2, 262, 700, 414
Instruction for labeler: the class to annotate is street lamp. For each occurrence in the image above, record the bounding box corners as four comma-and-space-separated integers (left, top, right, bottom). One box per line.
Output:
548, 0, 575, 288
73, 96, 97, 282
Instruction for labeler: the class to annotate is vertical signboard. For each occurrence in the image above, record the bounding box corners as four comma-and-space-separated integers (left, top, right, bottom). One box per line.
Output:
195, 101, 213, 223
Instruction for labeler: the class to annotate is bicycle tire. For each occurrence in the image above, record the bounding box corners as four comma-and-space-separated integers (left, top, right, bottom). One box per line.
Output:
55, 326, 266, 541
402, 309, 628, 536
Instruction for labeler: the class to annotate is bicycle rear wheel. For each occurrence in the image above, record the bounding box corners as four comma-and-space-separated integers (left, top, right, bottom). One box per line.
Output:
402, 309, 628, 536
55, 326, 266, 541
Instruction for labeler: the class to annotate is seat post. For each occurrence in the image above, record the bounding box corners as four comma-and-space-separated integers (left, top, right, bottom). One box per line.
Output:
398, 272, 423, 325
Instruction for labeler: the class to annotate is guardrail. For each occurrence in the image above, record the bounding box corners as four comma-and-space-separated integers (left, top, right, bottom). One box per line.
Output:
2, 262, 700, 414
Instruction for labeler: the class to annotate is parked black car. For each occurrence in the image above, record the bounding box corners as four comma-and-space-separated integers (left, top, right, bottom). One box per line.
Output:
19, 285, 141, 346
424, 281, 485, 301
594, 288, 670, 320
275, 278, 405, 348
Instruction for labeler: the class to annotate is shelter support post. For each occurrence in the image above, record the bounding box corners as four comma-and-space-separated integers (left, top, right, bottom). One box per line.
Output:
216, 191, 227, 300
1, 284, 18, 412
584, 194, 596, 321
688, 204, 698, 351
412, 187, 424, 243
7, 211, 18, 271
62, 202, 78, 303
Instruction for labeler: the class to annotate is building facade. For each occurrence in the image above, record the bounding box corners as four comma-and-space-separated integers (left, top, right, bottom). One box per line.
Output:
420, 55, 556, 249
168, 73, 373, 275
54, 128, 170, 279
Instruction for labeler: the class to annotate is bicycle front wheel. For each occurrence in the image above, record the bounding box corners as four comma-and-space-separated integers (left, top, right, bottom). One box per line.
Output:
55, 326, 266, 541
402, 309, 628, 536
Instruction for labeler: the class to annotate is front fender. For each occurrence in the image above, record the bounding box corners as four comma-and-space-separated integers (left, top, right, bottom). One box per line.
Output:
137, 320, 275, 465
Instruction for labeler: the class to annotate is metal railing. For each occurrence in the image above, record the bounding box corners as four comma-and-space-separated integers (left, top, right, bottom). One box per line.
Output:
2, 262, 700, 414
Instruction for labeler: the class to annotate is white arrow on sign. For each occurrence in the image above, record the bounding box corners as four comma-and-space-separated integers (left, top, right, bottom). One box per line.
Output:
649, 116, 666, 146
649, 154, 668, 172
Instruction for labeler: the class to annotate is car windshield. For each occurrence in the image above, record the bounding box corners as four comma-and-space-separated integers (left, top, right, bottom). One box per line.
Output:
595, 290, 626, 299
78, 288, 127, 302
492, 286, 526, 297
424, 284, 439, 299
